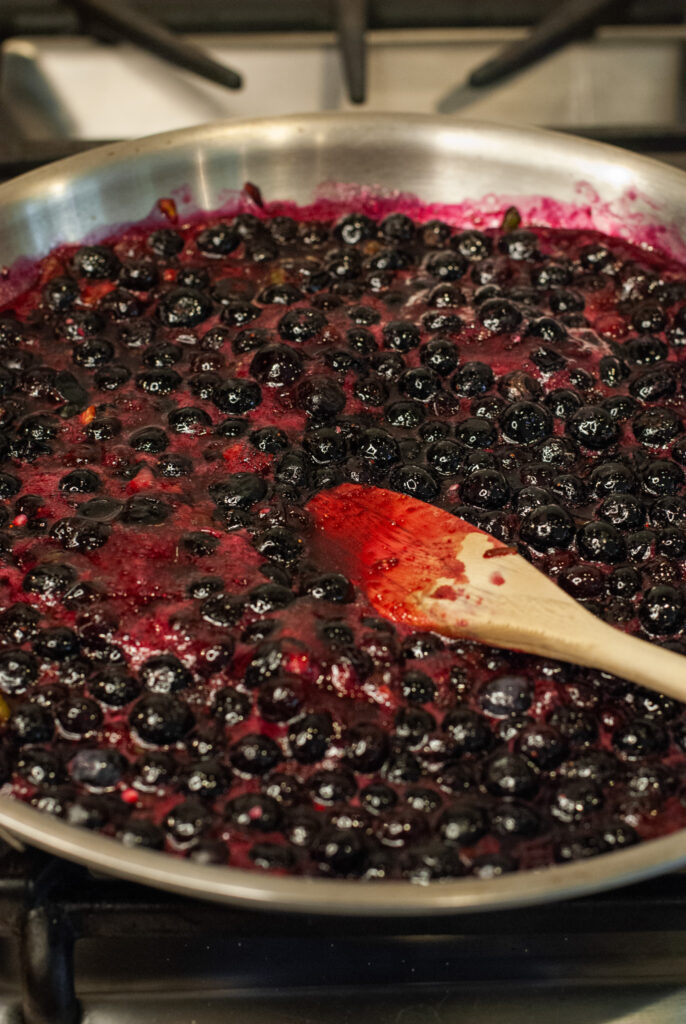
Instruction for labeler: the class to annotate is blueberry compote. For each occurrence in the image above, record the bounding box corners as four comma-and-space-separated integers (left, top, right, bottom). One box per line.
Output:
2, 196, 686, 883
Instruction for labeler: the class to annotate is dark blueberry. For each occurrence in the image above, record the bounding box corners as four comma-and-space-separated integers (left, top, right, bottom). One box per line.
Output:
567, 405, 618, 449
516, 724, 567, 770
498, 229, 539, 260
425, 440, 461, 477
642, 459, 684, 496
90, 665, 141, 707
247, 582, 293, 614
309, 769, 356, 805
278, 308, 326, 342
99, 286, 141, 320
33, 626, 79, 660
422, 311, 463, 334
360, 783, 397, 815
550, 779, 603, 823
529, 344, 567, 372
624, 334, 668, 365
56, 697, 102, 737
51, 520, 111, 552
230, 734, 282, 776
157, 453, 192, 478
500, 401, 552, 444
425, 249, 467, 281
0, 472, 20, 500
212, 687, 251, 728
209, 473, 267, 510
452, 361, 494, 397
59, 468, 101, 493
558, 564, 604, 599
129, 426, 168, 453
136, 369, 181, 395
147, 228, 183, 258
297, 377, 346, 420
288, 712, 333, 764
398, 670, 435, 706
69, 748, 126, 790
200, 592, 244, 628
11, 703, 54, 744
305, 573, 353, 603
72, 337, 114, 368
16, 748, 63, 789
312, 826, 367, 876
552, 473, 587, 507
402, 632, 445, 660
599, 355, 630, 388
157, 287, 212, 328
658, 528, 686, 558
303, 427, 346, 465
520, 504, 575, 551
164, 799, 210, 848
630, 365, 678, 403
491, 802, 542, 839
381, 213, 415, 242
633, 408, 682, 446
454, 416, 496, 449
256, 675, 302, 722
478, 298, 522, 334
384, 401, 425, 429
94, 364, 130, 390
369, 351, 405, 382
594, 480, 644, 526
638, 585, 686, 635
613, 718, 668, 758
178, 759, 228, 800
43, 275, 79, 312
334, 213, 376, 245
577, 521, 627, 564
460, 468, 509, 509
389, 464, 439, 501
0, 649, 37, 694
353, 378, 388, 407
382, 320, 421, 352
589, 461, 637, 499
0, 604, 40, 643
73, 245, 119, 279
483, 751, 539, 798
343, 723, 389, 772
142, 343, 182, 368
129, 694, 193, 746
453, 229, 492, 261
398, 367, 441, 403
442, 709, 491, 754
214, 417, 248, 440
84, 416, 121, 442
626, 528, 656, 561
478, 675, 532, 718
346, 327, 377, 355
649, 496, 686, 530
121, 496, 170, 526
140, 654, 191, 695
438, 801, 488, 845
196, 222, 240, 255
116, 820, 164, 850
212, 378, 262, 415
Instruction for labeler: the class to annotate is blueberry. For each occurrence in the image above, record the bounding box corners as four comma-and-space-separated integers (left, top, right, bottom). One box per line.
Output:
613, 718, 668, 758
422, 311, 463, 334
516, 724, 567, 770
520, 504, 574, 551
483, 751, 539, 797
213, 686, 251, 727
361, 783, 398, 815
140, 654, 191, 694
478, 675, 532, 718
136, 369, 181, 395
33, 626, 79, 660
90, 665, 141, 707
426, 439, 462, 477
343, 723, 389, 772
303, 427, 346, 464
624, 334, 668, 365
577, 521, 627, 564
649, 497, 686, 530
312, 826, 368, 876
478, 298, 523, 334
442, 709, 491, 754
400, 670, 436, 704
382, 320, 421, 352
311, 767, 359, 807
129, 694, 193, 746
638, 585, 686, 635
297, 377, 346, 419
230, 733, 282, 775
335, 213, 376, 245
0, 648, 37, 695
384, 401, 425, 429
122, 496, 170, 526
381, 213, 415, 242
452, 361, 494, 397
567, 405, 618, 449
95, 365, 130, 390
304, 573, 353, 603
0, 604, 40, 644
11, 703, 54, 744
288, 712, 333, 764
157, 287, 212, 328
630, 366, 678, 403
72, 337, 114, 368
70, 748, 126, 789
157, 453, 192, 477
460, 468, 509, 509
17, 748, 64, 788
642, 460, 683, 496
425, 250, 467, 281
399, 367, 440, 402
633, 408, 682, 446
73, 245, 119, 279
438, 801, 488, 845
491, 801, 542, 838
500, 401, 552, 444
389, 464, 439, 501
164, 798, 210, 847
455, 416, 496, 449
278, 308, 326, 342
56, 697, 102, 737
195, 222, 239, 255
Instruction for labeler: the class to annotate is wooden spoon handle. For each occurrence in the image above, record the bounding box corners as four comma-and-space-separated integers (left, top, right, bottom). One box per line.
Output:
527, 613, 686, 703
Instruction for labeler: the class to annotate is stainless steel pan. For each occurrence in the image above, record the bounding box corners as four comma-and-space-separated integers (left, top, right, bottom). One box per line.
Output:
1, 113, 686, 915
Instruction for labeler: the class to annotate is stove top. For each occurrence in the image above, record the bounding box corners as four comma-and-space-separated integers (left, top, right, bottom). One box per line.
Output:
0, 838, 684, 1024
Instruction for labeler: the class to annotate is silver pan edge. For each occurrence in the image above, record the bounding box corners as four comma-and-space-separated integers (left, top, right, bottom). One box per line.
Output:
0, 112, 684, 915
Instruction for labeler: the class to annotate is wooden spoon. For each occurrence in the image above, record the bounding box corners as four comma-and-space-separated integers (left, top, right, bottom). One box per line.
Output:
307, 482, 686, 702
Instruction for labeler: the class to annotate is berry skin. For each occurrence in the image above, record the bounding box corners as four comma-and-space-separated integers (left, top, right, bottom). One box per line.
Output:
129, 695, 193, 746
